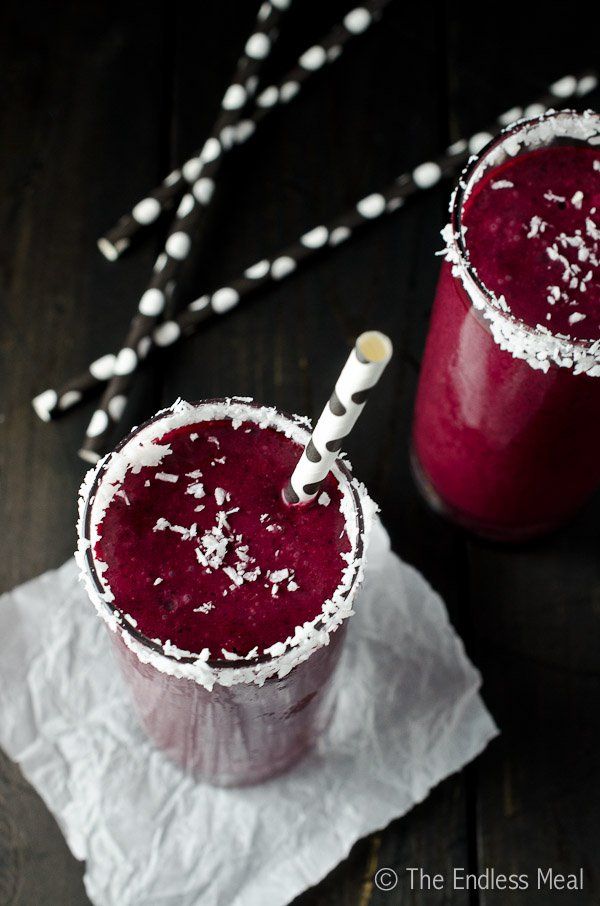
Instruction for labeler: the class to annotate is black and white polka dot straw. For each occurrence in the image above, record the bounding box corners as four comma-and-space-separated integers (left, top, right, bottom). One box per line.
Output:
98, 0, 291, 262
283, 331, 393, 504
78, 0, 396, 463
31, 70, 598, 428
97, 0, 392, 261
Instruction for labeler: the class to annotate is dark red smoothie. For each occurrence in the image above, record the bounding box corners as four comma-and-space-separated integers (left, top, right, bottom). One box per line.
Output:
94, 419, 350, 659
412, 111, 600, 539
78, 399, 370, 784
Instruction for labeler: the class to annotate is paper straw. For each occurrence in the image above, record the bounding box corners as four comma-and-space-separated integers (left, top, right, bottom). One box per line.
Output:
31, 69, 598, 426
98, 0, 291, 262
98, 0, 392, 261
283, 332, 392, 504
78, 0, 394, 463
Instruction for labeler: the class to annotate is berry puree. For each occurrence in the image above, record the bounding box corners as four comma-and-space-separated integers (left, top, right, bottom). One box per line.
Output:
94, 418, 351, 657
463, 146, 600, 337
413, 137, 600, 538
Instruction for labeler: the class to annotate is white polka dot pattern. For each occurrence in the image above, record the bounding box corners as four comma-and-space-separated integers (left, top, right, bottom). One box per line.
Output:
412, 162, 442, 189
59, 390, 82, 410
468, 132, 493, 154
577, 74, 598, 95
139, 289, 165, 317
86, 410, 109, 438
114, 348, 137, 376
201, 138, 221, 163
222, 84, 246, 111
257, 86, 278, 107
181, 158, 203, 182
244, 260, 270, 279
524, 103, 545, 118
137, 336, 152, 359
211, 287, 240, 313
189, 295, 210, 312
301, 226, 329, 248
329, 226, 351, 246
447, 138, 468, 154
550, 75, 577, 97
357, 194, 386, 218
32, 389, 58, 422
97, 0, 388, 265
299, 46, 326, 71
58, 66, 598, 441
132, 197, 161, 224
280, 81, 300, 102
154, 321, 181, 346
245, 32, 270, 59
154, 253, 168, 272
176, 193, 195, 219
107, 395, 127, 420
193, 178, 215, 205
220, 126, 236, 149
89, 354, 116, 381
344, 8, 372, 33
165, 232, 191, 259
236, 120, 255, 143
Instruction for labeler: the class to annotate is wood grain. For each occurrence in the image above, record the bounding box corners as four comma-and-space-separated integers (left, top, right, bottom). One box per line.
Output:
0, 1, 598, 903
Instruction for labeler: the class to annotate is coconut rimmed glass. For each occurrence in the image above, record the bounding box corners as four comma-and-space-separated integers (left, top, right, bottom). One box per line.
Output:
77, 398, 370, 786
412, 110, 600, 541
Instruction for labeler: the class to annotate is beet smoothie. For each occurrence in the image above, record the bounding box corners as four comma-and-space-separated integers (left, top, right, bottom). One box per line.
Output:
412, 111, 600, 540
77, 398, 373, 785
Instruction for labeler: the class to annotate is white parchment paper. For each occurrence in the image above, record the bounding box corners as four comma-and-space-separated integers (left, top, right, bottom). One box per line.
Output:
0, 522, 497, 906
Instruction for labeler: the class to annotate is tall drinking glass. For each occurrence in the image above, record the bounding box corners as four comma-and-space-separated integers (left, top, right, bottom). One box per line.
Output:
412, 110, 600, 540
77, 398, 374, 786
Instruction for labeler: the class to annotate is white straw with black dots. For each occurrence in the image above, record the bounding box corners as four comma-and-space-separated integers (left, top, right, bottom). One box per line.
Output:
32, 70, 598, 427
98, 0, 290, 262
283, 332, 393, 504
97, 0, 392, 260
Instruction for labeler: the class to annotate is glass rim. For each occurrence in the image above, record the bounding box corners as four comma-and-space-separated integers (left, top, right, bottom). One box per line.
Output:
449, 107, 600, 355
79, 397, 366, 672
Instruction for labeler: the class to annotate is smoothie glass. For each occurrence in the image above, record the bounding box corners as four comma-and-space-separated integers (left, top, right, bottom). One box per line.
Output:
76, 398, 374, 786
412, 110, 600, 541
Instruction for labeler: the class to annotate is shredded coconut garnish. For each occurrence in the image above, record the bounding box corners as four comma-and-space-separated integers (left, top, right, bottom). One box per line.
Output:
214, 487, 230, 506
491, 179, 514, 189
193, 601, 215, 614
77, 397, 377, 690
153, 577, 163, 586
544, 190, 566, 204
318, 492, 331, 507
186, 481, 205, 499
153, 518, 197, 541
527, 216, 548, 238
571, 191, 584, 210
155, 472, 179, 483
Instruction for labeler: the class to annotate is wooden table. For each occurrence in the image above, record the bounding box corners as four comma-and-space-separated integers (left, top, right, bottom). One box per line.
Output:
1, 2, 598, 903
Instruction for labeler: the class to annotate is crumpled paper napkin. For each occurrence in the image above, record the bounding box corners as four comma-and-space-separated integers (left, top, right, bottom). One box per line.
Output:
0, 521, 497, 906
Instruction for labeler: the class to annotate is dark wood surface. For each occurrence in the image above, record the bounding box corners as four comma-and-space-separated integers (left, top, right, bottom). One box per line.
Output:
1, 2, 598, 904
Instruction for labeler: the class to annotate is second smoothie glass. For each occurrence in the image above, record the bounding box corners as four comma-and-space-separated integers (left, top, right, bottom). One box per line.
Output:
411, 110, 600, 541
